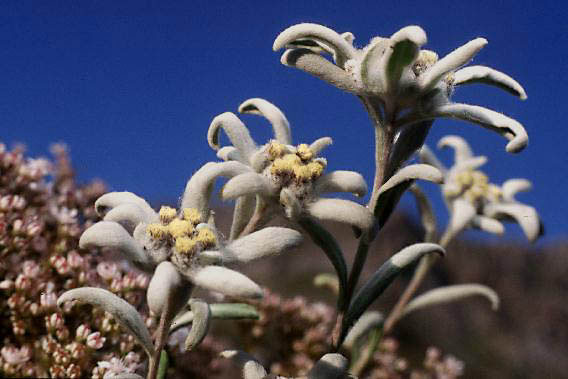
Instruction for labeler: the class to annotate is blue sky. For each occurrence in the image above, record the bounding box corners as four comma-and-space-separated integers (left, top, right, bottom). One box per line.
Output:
1, 1, 566, 243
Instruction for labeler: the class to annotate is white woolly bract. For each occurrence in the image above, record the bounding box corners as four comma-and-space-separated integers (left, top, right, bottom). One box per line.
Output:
307, 198, 374, 231
224, 227, 302, 263
189, 265, 263, 299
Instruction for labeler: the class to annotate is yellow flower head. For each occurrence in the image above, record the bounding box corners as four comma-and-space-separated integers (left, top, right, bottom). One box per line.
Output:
296, 144, 313, 161
182, 208, 201, 225
147, 223, 169, 240
167, 219, 193, 239
456, 171, 473, 187
196, 227, 217, 249
267, 141, 286, 160
175, 236, 197, 255
159, 206, 177, 223
293, 164, 313, 181
271, 153, 300, 175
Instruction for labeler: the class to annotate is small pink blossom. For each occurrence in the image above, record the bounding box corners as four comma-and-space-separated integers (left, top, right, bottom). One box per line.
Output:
0, 279, 14, 290
97, 262, 121, 281
135, 273, 150, 289
14, 275, 31, 291
22, 260, 40, 277
86, 332, 106, 349
46, 313, 64, 330
40, 291, 58, 308
75, 324, 91, 341
1, 345, 31, 365
66, 250, 84, 268
96, 357, 133, 378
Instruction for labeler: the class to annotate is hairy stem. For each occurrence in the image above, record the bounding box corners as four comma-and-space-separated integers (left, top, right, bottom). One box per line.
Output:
238, 200, 268, 237
148, 300, 173, 379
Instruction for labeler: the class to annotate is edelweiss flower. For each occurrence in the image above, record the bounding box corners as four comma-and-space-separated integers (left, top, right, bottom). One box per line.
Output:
420, 135, 541, 242
273, 23, 528, 158
79, 176, 302, 317
208, 98, 373, 236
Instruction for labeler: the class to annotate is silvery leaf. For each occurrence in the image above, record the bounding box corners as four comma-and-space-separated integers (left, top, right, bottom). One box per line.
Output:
58, 288, 155, 358
220, 350, 267, 379
185, 299, 211, 351
453, 65, 527, 100
402, 284, 500, 317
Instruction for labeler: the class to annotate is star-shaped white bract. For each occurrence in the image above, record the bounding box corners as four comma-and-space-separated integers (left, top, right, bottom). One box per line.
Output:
206, 98, 373, 235
420, 135, 540, 242
273, 23, 528, 156
82, 174, 302, 317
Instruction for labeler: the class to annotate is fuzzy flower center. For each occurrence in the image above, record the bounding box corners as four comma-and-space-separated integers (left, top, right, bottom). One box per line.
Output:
146, 207, 217, 263
266, 141, 326, 184
445, 170, 503, 205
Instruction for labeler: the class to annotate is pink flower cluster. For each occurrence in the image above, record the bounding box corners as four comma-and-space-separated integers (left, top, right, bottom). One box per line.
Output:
0, 143, 149, 378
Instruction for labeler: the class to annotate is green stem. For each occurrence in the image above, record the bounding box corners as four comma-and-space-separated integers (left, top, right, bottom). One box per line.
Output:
349, 327, 383, 376
156, 350, 169, 379
383, 225, 458, 333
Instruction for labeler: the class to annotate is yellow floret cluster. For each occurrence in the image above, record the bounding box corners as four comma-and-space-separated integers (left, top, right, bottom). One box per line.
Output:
267, 141, 326, 182
446, 170, 502, 204
146, 206, 216, 256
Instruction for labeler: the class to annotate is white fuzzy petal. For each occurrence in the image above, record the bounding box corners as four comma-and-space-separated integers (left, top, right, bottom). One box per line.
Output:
95, 191, 156, 220
471, 215, 505, 235
390, 242, 446, 267
437, 135, 474, 164
221, 173, 272, 200
448, 199, 477, 234
147, 262, 191, 318
307, 198, 374, 231
420, 37, 487, 91
502, 178, 532, 202
103, 203, 154, 234
216, 146, 244, 162
309, 136, 333, 155
314, 170, 368, 197
273, 23, 356, 60
187, 266, 263, 299
484, 202, 540, 242
208, 112, 258, 162
224, 227, 302, 263
238, 98, 292, 145
180, 161, 252, 219
79, 221, 152, 270
454, 65, 527, 100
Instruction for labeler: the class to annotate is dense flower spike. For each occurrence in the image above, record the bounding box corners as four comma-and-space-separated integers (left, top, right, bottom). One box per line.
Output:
420, 135, 541, 241
208, 98, 373, 235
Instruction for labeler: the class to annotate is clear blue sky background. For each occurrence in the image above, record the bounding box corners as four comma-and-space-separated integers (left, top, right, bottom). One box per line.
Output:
1, 1, 566, 244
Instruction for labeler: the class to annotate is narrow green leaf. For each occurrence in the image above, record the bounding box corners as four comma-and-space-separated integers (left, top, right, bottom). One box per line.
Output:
299, 217, 348, 310
340, 243, 445, 345
157, 350, 169, 379
170, 303, 259, 332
